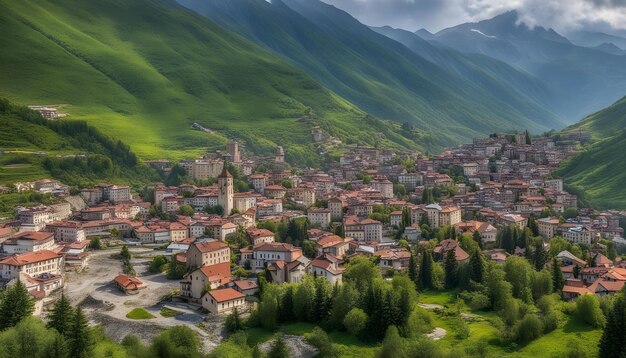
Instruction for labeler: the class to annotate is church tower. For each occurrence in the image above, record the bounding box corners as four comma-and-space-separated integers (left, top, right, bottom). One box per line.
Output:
217, 162, 233, 216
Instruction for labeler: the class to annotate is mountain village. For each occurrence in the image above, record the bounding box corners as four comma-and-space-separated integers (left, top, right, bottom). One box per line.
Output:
0, 128, 624, 347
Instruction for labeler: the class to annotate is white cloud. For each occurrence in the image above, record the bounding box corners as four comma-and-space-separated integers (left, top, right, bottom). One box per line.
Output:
322, 0, 626, 33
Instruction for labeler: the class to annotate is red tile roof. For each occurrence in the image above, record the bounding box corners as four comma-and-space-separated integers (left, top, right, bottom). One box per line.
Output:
193, 241, 228, 253
208, 287, 245, 302
0, 250, 62, 266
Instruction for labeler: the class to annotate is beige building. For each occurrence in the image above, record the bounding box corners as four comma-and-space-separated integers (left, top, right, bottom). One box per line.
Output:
0, 250, 64, 281
328, 198, 345, 221
538, 217, 560, 239
246, 228, 275, 246
344, 216, 383, 242
307, 208, 332, 229
424, 204, 462, 229
370, 177, 394, 199
202, 288, 246, 314
2, 231, 59, 254
186, 241, 230, 269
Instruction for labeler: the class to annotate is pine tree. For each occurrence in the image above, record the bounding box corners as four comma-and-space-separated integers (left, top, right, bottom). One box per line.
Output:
401, 207, 411, 229
419, 249, 434, 290
552, 258, 564, 292
533, 238, 547, 271
268, 334, 290, 358
0, 280, 35, 330
573, 265, 581, 279
525, 130, 532, 145
46, 334, 69, 358
527, 215, 539, 236
472, 230, 483, 249
469, 249, 484, 283
120, 245, 131, 262
599, 287, 626, 357
48, 293, 74, 335
68, 306, 92, 358
500, 226, 515, 254
407, 251, 419, 288
444, 249, 459, 289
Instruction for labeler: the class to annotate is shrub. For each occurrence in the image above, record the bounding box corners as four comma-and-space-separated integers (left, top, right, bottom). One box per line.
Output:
576, 294, 605, 328
460, 291, 490, 311
455, 317, 470, 339
149, 255, 168, 273
542, 310, 561, 333
343, 308, 367, 336
514, 314, 544, 343
305, 327, 338, 357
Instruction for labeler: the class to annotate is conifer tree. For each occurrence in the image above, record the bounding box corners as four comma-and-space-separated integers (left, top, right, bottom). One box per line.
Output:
525, 130, 532, 145
552, 257, 564, 292
533, 238, 547, 271
599, 286, 626, 357
0, 280, 35, 330
472, 230, 483, 249
419, 249, 434, 290
444, 249, 459, 289
407, 251, 419, 288
47, 293, 74, 335
268, 334, 290, 358
68, 306, 92, 358
469, 249, 484, 283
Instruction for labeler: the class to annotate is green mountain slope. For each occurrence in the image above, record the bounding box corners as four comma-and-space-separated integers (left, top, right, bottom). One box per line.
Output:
0, 0, 420, 164
177, 0, 566, 147
570, 96, 626, 138
0, 98, 158, 187
556, 96, 626, 209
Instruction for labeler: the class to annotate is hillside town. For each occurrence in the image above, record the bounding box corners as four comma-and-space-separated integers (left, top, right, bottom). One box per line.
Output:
0, 131, 624, 342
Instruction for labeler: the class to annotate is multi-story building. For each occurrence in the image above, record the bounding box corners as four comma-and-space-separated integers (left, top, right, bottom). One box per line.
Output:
538, 217, 560, 240
370, 177, 394, 199
45, 222, 86, 243
307, 208, 332, 229
0, 250, 64, 281
186, 240, 230, 269
245, 228, 275, 246
1, 231, 58, 254
423, 204, 462, 229
343, 216, 383, 242
328, 198, 345, 221
249, 174, 267, 194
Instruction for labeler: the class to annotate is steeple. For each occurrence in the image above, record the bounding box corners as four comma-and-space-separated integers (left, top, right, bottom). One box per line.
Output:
219, 161, 233, 178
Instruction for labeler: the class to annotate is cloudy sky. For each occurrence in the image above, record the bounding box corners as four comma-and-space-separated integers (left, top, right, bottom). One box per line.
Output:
321, 0, 626, 34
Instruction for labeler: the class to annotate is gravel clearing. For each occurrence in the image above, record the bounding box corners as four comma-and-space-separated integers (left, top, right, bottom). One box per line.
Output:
63, 247, 226, 353
259, 335, 318, 358
426, 327, 447, 340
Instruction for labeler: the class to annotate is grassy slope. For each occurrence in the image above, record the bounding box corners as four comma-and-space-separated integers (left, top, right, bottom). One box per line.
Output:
177, 0, 565, 148
556, 96, 626, 209
0, 0, 419, 163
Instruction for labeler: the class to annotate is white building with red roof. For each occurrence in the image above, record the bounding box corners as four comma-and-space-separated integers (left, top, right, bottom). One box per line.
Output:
0, 250, 64, 281
2, 231, 59, 254
202, 287, 245, 314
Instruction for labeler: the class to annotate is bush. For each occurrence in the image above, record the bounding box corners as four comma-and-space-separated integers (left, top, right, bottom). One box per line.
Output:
576, 294, 605, 328
542, 310, 561, 333
305, 327, 338, 357
343, 308, 367, 336
149, 255, 169, 273
401, 308, 434, 338
460, 291, 490, 311
455, 317, 470, 339
88, 237, 103, 250
514, 314, 544, 343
